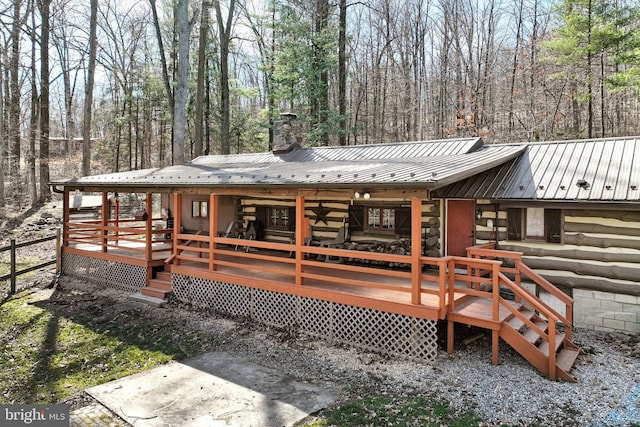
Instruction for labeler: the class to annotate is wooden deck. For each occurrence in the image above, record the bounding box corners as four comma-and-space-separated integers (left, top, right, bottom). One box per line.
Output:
63, 234, 581, 381
169, 248, 469, 320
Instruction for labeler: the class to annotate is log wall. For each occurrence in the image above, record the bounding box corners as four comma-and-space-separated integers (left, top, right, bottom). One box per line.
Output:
474, 203, 640, 332
239, 197, 442, 255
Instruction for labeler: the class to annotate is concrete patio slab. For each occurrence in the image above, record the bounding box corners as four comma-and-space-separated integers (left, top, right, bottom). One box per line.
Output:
86, 351, 335, 426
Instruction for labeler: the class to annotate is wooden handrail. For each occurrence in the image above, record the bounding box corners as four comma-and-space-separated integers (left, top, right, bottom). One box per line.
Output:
498, 273, 560, 323
516, 261, 573, 340
466, 244, 573, 341
498, 271, 560, 377
166, 231, 203, 264
517, 261, 573, 305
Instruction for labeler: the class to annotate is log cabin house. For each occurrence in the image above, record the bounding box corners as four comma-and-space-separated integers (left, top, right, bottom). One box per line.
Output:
50, 136, 640, 381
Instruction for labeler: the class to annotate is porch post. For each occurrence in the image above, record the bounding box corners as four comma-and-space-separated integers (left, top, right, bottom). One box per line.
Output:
209, 194, 218, 271
145, 193, 153, 261
63, 189, 70, 247
411, 197, 422, 305
295, 195, 305, 286
173, 193, 181, 265
101, 192, 108, 252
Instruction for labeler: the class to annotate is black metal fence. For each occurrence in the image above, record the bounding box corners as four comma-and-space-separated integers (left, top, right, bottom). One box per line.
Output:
0, 230, 61, 295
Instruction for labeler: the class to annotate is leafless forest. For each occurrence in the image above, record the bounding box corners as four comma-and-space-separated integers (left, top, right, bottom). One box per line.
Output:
1, 0, 640, 209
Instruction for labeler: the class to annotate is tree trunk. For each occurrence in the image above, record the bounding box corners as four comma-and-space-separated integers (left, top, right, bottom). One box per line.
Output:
338, 0, 347, 146
173, 0, 191, 164
193, 0, 209, 158
508, 0, 523, 134
29, 0, 38, 205
586, 0, 593, 139
312, 0, 330, 145
150, 0, 174, 115
82, 0, 97, 176
39, 0, 51, 202
9, 0, 22, 201
215, 0, 236, 155
0, 64, 5, 208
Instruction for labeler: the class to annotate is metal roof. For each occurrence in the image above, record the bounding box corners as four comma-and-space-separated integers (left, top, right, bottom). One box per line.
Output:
189, 137, 483, 166
433, 136, 640, 202
53, 138, 526, 191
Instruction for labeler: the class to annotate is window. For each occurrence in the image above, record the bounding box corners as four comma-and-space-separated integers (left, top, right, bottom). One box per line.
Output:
257, 206, 294, 231
526, 208, 545, 239
367, 207, 395, 230
349, 205, 411, 235
192, 201, 208, 218
507, 208, 562, 243
269, 207, 290, 229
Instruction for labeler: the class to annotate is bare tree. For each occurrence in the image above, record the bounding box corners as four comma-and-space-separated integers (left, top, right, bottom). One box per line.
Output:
193, 0, 210, 157
214, 0, 237, 155
173, 0, 194, 163
39, 0, 52, 202
8, 0, 23, 200
82, 0, 97, 176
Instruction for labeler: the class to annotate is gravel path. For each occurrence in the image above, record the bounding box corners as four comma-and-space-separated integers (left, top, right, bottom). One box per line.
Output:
279, 326, 640, 426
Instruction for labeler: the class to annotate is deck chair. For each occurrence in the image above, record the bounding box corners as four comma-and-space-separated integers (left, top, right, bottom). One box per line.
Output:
319, 224, 349, 262
218, 220, 236, 238
235, 220, 261, 252
289, 221, 314, 257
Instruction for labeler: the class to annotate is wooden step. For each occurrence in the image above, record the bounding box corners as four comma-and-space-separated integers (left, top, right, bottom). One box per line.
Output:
538, 332, 566, 356
506, 307, 535, 331
148, 278, 172, 292
521, 320, 549, 345
141, 286, 171, 299
556, 347, 580, 373
156, 271, 172, 282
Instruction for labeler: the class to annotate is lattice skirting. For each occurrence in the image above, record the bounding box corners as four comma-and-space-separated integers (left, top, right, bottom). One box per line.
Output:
61, 253, 147, 293
172, 274, 438, 362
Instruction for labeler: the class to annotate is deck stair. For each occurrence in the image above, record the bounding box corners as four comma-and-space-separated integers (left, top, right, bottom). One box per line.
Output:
446, 246, 583, 381
499, 303, 580, 382
140, 268, 173, 300
448, 295, 580, 382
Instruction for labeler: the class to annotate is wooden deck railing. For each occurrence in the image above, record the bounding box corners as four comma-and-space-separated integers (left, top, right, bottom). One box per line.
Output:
170, 231, 452, 316
66, 218, 172, 261
446, 256, 502, 314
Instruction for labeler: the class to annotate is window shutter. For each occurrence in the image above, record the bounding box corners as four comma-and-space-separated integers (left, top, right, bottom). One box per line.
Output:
545, 209, 562, 243
349, 205, 364, 232
507, 208, 522, 240
288, 207, 296, 231
255, 206, 267, 239
395, 207, 411, 236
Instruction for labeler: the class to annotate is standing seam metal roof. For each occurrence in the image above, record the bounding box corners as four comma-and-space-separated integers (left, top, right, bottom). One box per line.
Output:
433, 136, 640, 201
53, 138, 528, 190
